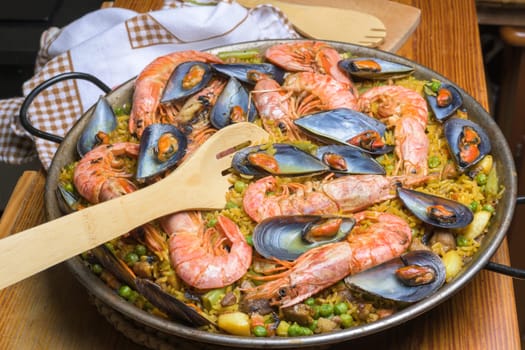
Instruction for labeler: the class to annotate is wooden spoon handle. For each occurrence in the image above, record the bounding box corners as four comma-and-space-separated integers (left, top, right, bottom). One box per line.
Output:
0, 122, 269, 290
0, 179, 181, 290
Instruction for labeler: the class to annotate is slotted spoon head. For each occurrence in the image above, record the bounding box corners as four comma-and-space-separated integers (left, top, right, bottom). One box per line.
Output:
0, 122, 269, 290
236, 0, 386, 47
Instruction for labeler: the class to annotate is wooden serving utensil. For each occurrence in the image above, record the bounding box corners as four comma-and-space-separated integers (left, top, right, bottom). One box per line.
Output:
0, 123, 269, 290
236, 0, 386, 47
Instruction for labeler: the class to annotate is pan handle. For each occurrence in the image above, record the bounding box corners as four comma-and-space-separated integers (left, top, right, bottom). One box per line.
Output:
19, 72, 111, 144
483, 195, 525, 279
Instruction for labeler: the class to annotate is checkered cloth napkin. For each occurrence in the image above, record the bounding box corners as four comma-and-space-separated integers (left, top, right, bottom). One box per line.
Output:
0, 0, 299, 169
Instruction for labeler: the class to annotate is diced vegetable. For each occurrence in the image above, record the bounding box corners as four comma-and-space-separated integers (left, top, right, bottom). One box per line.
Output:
485, 165, 499, 196
217, 311, 251, 336
276, 320, 290, 336
442, 250, 463, 282
202, 288, 225, 310
463, 210, 492, 240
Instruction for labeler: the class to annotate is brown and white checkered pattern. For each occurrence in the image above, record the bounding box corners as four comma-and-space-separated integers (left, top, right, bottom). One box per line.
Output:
20, 51, 81, 168
0, 98, 37, 164
126, 14, 180, 49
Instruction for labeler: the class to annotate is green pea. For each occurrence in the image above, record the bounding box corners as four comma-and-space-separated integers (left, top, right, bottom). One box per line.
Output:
225, 201, 239, 209
476, 173, 488, 186
122, 103, 131, 115
91, 263, 103, 275
319, 303, 334, 318
253, 325, 267, 337
207, 217, 218, 227
334, 302, 348, 315
287, 323, 302, 337
469, 201, 479, 212
234, 181, 247, 193
118, 285, 132, 299
63, 182, 75, 193
124, 252, 139, 266
128, 290, 139, 303
311, 304, 321, 319
300, 326, 313, 336
245, 235, 253, 246
309, 319, 318, 331
482, 204, 495, 213
340, 313, 354, 328
456, 235, 468, 247
135, 244, 147, 256
114, 106, 124, 116
428, 80, 441, 93
304, 297, 315, 306
428, 156, 441, 168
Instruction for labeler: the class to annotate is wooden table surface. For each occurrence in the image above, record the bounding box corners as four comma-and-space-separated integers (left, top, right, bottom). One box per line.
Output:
0, 0, 521, 349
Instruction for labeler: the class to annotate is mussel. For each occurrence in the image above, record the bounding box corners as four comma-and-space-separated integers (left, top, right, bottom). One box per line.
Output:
77, 96, 117, 157
211, 63, 285, 85
444, 117, 491, 171
232, 143, 329, 177
160, 61, 213, 103
315, 145, 385, 175
91, 245, 211, 326
426, 83, 463, 121
294, 108, 394, 155
397, 187, 474, 228
135, 278, 213, 326
338, 58, 414, 80
56, 183, 81, 214
252, 215, 356, 261
210, 77, 256, 129
344, 250, 446, 304
136, 123, 188, 180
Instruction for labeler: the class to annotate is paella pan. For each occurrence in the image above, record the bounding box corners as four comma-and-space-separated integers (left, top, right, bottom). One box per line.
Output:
37, 39, 517, 348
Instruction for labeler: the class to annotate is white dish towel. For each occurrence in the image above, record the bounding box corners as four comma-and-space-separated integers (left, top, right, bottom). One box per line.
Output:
0, 0, 299, 169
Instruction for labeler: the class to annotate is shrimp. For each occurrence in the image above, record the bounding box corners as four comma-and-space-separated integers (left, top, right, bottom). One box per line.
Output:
244, 211, 412, 308
242, 174, 432, 222
282, 72, 358, 115
249, 72, 302, 140
242, 176, 339, 223
265, 41, 357, 95
161, 211, 252, 289
358, 85, 429, 175
73, 142, 139, 204
129, 50, 223, 138
321, 173, 433, 213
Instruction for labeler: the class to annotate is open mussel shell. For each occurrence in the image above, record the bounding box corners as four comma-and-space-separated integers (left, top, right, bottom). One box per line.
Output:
315, 145, 385, 175
211, 63, 285, 85
232, 143, 329, 177
426, 83, 463, 121
56, 183, 81, 214
135, 278, 213, 327
344, 250, 445, 304
397, 187, 473, 228
210, 77, 257, 129
294, 108, 394, 155
91, 244, 137, 289
444, 117, 491, 171
77, 96, 117, 157
160, 61, 213, 103
338, 58, 414, 80
136, 123, 188, 180
253, 215, 356, 261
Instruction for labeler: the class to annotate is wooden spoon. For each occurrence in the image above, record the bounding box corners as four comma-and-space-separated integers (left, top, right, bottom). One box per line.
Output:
236, 0, 386, 47
0, 122, 269, 290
